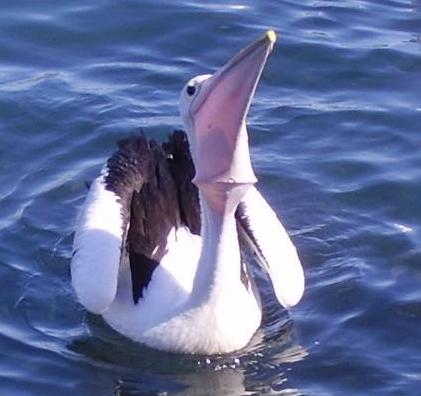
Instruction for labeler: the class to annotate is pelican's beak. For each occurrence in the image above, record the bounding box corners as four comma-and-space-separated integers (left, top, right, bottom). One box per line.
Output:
191, 30, 277, 187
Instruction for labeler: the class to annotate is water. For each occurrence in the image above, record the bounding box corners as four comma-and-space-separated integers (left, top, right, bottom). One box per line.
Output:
0, 0, 420, 394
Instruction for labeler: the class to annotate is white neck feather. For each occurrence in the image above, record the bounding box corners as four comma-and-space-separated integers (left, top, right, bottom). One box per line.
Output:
189, 192, 241, 303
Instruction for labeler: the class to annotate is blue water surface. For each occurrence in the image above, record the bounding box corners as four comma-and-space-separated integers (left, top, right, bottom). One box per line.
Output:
0, 1, 421, 395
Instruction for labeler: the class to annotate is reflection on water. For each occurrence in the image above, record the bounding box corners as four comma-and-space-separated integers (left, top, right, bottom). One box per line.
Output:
113, 344, 308, 396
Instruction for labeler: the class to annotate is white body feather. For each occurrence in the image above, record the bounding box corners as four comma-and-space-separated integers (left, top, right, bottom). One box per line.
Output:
72, 180, 303, 354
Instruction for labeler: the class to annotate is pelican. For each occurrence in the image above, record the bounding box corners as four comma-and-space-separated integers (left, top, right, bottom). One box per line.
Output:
71, 30, 304, 354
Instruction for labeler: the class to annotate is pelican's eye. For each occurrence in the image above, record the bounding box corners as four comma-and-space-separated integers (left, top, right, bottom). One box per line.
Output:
186, 85, 196, 96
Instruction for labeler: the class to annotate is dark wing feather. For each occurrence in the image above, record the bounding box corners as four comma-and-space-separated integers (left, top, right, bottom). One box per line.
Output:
163, 130, 200, 235
104, 130, 200, 303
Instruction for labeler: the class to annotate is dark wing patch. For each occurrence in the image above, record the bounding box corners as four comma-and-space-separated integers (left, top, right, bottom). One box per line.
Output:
236, 202, 270, 273
163, 130, 200, 235
104, 133, 152, 237
129, 251, 159, 302
104, 130, 200, 303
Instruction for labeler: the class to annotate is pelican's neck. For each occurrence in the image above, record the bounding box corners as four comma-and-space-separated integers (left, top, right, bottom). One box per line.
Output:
190, 183, 251, 303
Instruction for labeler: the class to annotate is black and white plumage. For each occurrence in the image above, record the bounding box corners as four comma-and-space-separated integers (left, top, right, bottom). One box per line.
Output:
106, 131, 200, 303
71, 31, 304, 354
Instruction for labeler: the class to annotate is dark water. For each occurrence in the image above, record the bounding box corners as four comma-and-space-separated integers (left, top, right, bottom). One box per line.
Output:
1, 1, 421, 395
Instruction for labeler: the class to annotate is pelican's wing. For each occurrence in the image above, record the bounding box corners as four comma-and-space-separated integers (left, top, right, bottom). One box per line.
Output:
236, 187, 304, 307
71, 131, 200, 313
71, 170, 126, 314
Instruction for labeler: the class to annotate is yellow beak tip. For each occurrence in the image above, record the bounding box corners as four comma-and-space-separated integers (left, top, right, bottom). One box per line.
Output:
266, 29, 277, 44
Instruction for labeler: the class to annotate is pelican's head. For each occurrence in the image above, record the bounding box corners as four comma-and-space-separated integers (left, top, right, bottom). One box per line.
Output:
179, 30, 277, 212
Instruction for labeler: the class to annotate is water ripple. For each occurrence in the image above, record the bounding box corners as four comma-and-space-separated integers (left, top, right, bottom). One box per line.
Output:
0, 0, 421, 395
